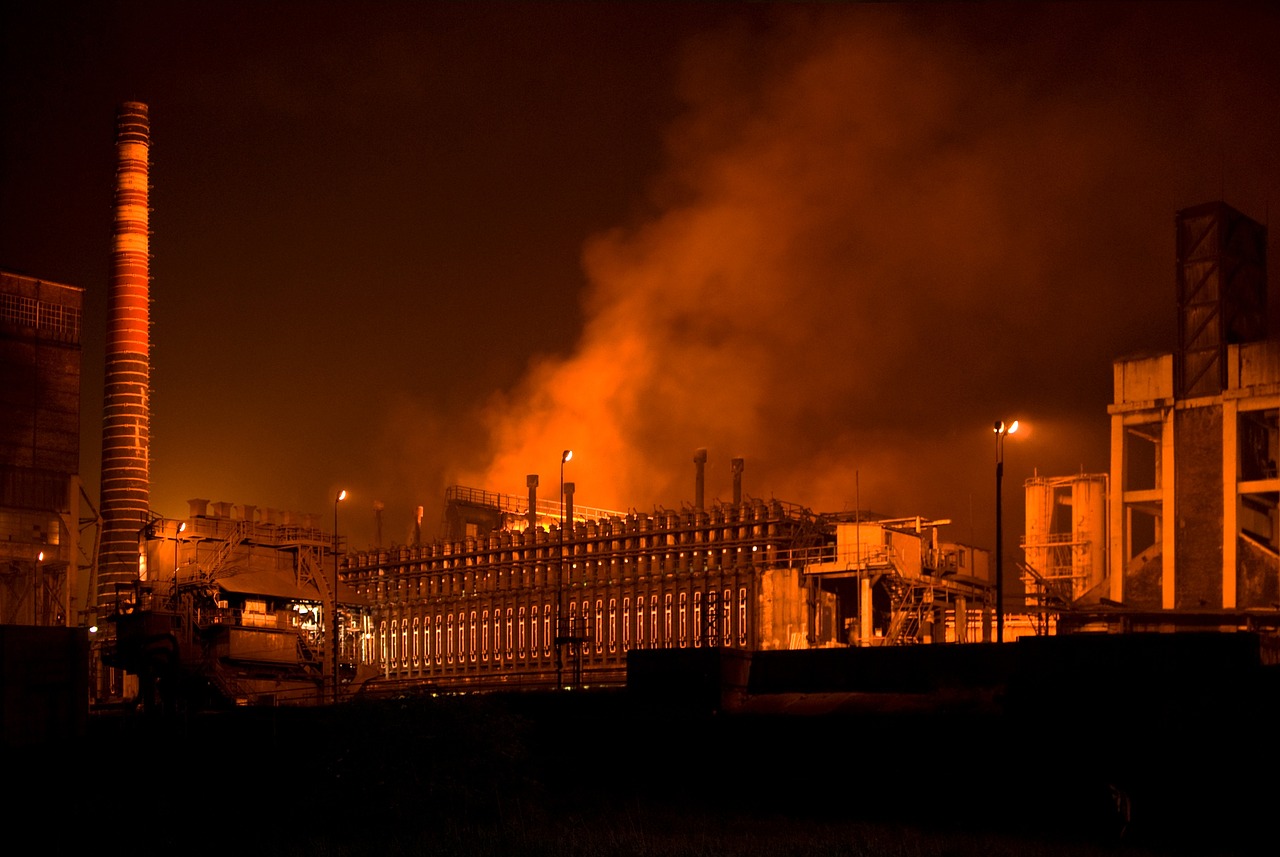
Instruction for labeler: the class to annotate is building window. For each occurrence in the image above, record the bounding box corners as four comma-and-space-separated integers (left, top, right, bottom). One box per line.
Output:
738, 588, 748, 646
379, 620, 387, 667
693, 590, 703, 648
543, 604, 552, 657
622, 597, 631, 650
506, 607, 514, 658
664, 593, 673, 647
446, 615, 455, 664
723, 589, 731, 647
412, 617, 421, 667
401, 621, 408, 667
435, 614, 443, 664
650, 595, 658, 646
679, 591, 688, 648
595, 599, 604, 654
457, 614, 465, 663
469, 611, 477, 662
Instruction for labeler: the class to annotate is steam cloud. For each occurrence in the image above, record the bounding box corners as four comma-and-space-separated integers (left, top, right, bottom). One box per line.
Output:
455, 6, 1223, 540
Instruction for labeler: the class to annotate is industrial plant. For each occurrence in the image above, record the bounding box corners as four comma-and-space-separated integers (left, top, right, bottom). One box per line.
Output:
2, 103, 1278, 739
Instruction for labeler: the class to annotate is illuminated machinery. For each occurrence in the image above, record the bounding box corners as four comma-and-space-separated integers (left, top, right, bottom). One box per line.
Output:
103, 500, 368, 710
343, 476, 994, 694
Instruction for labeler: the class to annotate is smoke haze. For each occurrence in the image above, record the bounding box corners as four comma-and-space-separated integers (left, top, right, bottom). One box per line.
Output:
3, 3, 1279, 557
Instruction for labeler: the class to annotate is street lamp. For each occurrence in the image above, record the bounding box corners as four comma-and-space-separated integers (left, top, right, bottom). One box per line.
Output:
994, 420, 1019, 643
557, 450, 572, 687
172, 521, 186, 607
333, 489, 346, 704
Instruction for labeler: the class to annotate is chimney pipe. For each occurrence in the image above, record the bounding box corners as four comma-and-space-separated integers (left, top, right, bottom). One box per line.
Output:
693, 448, 708, 511
97, 101, 151, 606
527, 474, 539, 531
732, 458, 744, 505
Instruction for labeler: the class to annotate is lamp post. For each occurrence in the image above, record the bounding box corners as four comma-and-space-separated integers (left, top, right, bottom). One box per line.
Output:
172, 521, 186, 607
994, 420, 1019, 643
557, 450, 572, 688
333, 489, 346, 704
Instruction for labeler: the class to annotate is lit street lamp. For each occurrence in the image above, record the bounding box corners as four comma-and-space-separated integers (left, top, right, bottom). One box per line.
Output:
172, 521, 186, 607
333, 488, 346, 704
557, 450, 572, 688
994, 420, 1019, 643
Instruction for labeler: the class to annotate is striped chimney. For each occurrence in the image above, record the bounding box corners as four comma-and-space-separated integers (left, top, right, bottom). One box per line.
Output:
96, 101, 152, 607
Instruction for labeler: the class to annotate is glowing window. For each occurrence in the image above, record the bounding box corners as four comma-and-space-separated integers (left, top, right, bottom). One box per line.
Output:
469, 610, 477, 663
505, 608, 514, 658
723, 589, 731, 647
379, 620, 387, 667
519, 606, 527, 657
543, 604, 552, 657
679, 591, 687, 648
435, 614, 443, 665
401, 621, 408, 666
493, 612, 502, 662
622, 597, 631, 650
738, 588, 748, 646
595, 599, 604, 654
447, 615, 455, 664
412, 617, 420, 667
664, 593, 673, 646
457, 614, 465, 663
390, 620, 398, 667
693, 591, 702, 648
650, 595, 658, 646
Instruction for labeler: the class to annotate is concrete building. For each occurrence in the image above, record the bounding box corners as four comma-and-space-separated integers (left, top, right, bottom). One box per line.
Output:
1026, 202, 1280, 635
0, 269, 96, 628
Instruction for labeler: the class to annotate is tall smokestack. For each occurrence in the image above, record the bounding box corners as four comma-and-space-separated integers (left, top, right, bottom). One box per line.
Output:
97, 102, 151, 608
731, 457, 744, 506
693, 448, 708, 511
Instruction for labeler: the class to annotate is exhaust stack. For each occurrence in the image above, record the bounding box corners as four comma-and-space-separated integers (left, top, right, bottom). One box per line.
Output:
732, 458, 744, 505
97, 101, 152, 608
527, 474, 539, 531
693, 448, 708, 511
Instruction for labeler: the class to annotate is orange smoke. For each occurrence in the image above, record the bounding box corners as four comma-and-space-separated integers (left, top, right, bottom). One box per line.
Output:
454, 5, 1264, 540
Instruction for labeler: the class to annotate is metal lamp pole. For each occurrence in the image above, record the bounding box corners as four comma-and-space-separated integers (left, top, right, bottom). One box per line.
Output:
172, 521, 186, 607
556, 450, 571, 687
994, 420, 1018, 643
333, 488, 346, 704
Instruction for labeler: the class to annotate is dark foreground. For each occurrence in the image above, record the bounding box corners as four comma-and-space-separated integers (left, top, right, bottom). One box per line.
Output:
13, 635, 1279, 856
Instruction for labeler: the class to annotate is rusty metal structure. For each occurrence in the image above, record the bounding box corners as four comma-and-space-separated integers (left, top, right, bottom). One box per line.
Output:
102, 500, 354, 709
1020, 473, 1108, 634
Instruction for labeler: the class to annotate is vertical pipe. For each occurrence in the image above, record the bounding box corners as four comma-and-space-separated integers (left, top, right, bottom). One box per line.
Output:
97, 102, 151, 615
527, 474, 539, 532
731, 458, 744, 506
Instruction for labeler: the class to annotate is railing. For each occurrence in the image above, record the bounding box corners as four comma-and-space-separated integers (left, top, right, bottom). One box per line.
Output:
446, 484, 625, 524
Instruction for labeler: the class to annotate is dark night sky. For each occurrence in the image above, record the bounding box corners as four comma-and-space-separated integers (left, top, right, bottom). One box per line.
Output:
3, 1, 1280, 556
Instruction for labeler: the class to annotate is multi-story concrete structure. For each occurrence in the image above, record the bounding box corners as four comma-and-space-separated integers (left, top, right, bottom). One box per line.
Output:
0, 269, 96, 628
1027, 201, 1280, 635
